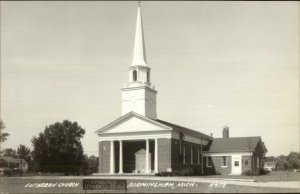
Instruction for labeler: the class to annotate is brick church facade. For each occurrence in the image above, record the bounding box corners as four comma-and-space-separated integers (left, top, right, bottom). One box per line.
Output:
96, 4, 267, 176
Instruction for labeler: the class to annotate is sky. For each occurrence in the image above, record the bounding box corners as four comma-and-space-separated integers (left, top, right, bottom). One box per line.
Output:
1, 1, 299, 156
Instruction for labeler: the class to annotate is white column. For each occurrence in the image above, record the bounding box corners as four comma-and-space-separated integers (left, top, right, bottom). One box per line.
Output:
145, 139, 149, 174
110, 140, 115, 174
119, 140, 123, 174
154, 138, 158, 173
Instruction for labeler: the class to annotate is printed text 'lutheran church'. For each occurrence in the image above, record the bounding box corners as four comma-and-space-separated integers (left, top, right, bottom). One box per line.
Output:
96, 4, 267, 176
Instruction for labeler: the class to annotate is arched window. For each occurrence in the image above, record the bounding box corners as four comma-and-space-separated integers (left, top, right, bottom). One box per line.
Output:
133, 70, 137, 81
147, 71, 150, 82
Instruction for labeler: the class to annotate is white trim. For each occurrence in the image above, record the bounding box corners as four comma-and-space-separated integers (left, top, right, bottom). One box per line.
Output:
110, 141, 115, 174
145, 139, 150, 174
203, 152, 253, 157
96, 112, 171, 134
119, 140, 123, 173
154, 138, 158, 173
99, 131, 172, 141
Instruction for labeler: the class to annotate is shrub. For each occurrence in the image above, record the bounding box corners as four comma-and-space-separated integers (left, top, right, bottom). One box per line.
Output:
242, 170, 252, 176
179, 167, 196, 176
259, 168, 270, 175
155, 171, 179, 176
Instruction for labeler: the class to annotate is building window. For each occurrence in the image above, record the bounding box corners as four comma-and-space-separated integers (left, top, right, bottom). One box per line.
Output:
245, 160, 249, 165
147, 71, 150, 82
234, 161, 239, 167
183, 145, 186, 164
191, 147, 193, 164
198, 147, 200, 164
257, 157, 260, 168
222, 156, 227, 167
206, 156, 212, 167
133, 70, 137, 81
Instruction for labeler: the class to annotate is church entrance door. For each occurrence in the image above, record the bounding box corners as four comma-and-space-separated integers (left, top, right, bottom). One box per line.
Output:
135, 149, 151, 173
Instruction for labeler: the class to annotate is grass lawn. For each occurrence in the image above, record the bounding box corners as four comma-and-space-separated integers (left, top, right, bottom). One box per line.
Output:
200, 171, 300, 182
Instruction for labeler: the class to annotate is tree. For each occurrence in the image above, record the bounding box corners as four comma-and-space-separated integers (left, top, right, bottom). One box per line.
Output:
31, 120, 85, 175
0, 120, 10, 155
274, 152, 300, 171
17, 144, 31, 162
3, 148, 17, 158
0, 120, 9, 143
84, 155, 99, 175
265, 156, 276, 162
287, 152, 300, 169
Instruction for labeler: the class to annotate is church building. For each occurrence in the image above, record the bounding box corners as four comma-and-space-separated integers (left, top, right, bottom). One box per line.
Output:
96, 4, 267, 176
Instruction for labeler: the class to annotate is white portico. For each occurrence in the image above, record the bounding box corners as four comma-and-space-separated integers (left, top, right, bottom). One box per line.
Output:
97, 112, 172, 174
97, 111, 210, 174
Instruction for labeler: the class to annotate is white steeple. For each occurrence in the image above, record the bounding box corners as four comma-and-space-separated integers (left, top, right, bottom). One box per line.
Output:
131, 3, 147, 66
121, 2, 157, 119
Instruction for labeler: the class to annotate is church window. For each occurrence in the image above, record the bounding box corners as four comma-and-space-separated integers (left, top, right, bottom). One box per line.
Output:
191, 147, 193, 164
183, 145, 186, 164
198, 147, 200, 164
133, 70, 137, 81
206, 156, 212, 167
245, 160, 249, 165
222, 156, 227, 167
147, 71, 150, 82
234, 161, 239, 166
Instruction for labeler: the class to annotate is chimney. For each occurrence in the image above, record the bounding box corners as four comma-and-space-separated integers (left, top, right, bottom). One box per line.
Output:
210, 133, 213, 137
223, 126, 229, 138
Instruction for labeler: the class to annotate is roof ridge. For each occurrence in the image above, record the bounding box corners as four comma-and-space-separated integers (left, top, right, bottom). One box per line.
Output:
214, 136, 261, 139
155, 119, 212, 140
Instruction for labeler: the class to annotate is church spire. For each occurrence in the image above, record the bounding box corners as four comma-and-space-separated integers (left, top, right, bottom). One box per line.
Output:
122, 2, 157, 119
131, 2, 147, 66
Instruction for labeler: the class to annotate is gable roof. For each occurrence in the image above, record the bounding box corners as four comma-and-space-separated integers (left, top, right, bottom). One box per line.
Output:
205, 136, 265, 153
154, 119, 212, 140
95, 111, 172, 134
96, 112, 212, 141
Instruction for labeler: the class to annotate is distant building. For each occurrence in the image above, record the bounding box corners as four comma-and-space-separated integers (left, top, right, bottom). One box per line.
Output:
264, 161, 276, 171
203, 131, 267, 175
0, 156, 28, 172
96, 4, 267, 176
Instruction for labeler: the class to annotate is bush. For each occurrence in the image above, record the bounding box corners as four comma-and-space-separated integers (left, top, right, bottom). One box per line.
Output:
179, 167, 196, 176
242, 170, 253, 176
243, 168, 270, 176
259, 168, 270, 175
155, 171, 178, 176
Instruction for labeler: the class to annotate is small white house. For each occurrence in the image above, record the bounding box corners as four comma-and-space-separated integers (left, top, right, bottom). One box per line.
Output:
0, 156, 28, 172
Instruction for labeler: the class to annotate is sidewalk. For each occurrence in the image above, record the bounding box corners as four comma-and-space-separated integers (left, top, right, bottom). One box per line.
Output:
89, 175, 300, 189
16, 175, 300, 189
